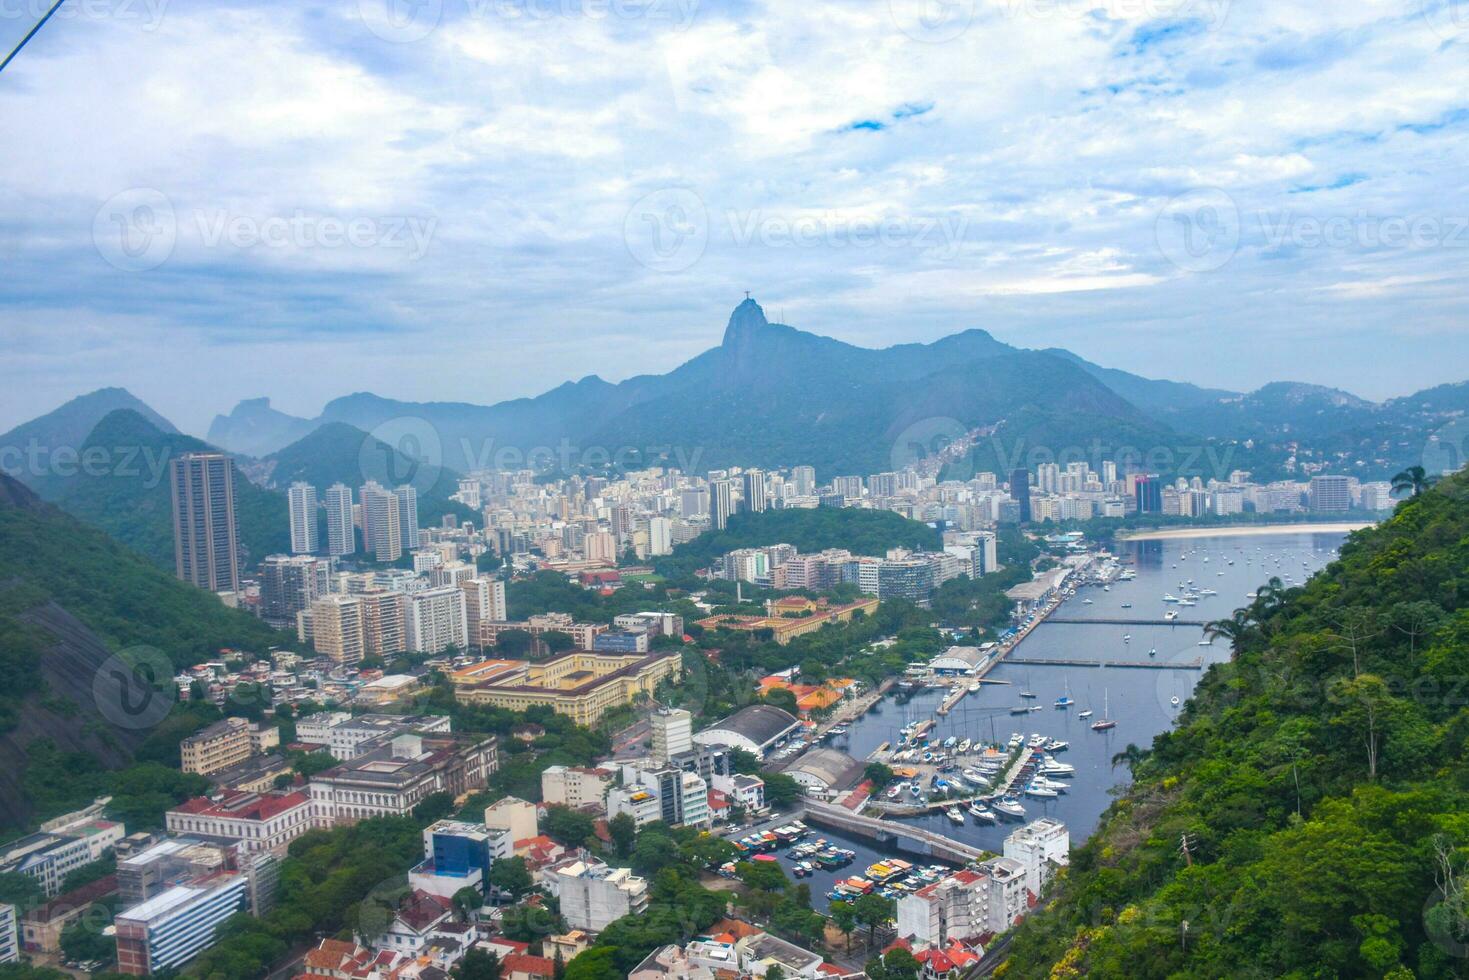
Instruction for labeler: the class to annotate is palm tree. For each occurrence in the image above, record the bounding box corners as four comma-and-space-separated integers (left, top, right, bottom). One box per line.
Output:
1392, 465, 1437, 499
1111, 743, 1149, 772
1204, 608, 1253, 647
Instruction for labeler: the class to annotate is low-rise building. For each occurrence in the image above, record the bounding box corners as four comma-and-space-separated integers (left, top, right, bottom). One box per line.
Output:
895, 858, 1028, 948
546, 857, 649, 933
180, 717, 271, 776
295, 711, 454, 760
456, 650, 681, 727
114, 871, 250, 975
0, 819, 125, 898
691, 704, 801, 759
0, 902, 17, 965
1003, 818, 1069, 898
165, 790, 313, 855
308, 732, 498, 826
541, 765, 615, 811
782, 749, 864, 800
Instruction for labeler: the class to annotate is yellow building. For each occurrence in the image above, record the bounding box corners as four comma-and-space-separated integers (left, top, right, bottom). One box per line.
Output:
695, 596, 879, 646
456, 650, 682, 726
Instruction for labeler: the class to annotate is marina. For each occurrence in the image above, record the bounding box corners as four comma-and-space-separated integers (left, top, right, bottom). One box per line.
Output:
821, 530, 1349, 851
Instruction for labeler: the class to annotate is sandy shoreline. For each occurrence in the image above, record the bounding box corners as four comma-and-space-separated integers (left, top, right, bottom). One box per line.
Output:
1116, 522, 1376, 541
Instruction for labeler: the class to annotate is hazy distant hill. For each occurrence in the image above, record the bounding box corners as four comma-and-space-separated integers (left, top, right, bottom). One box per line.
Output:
35, 409, 290, 570
205, 397, 319, 459
0, 472, 281, 827
249, 421, 479, 526
0, 387, 178, 490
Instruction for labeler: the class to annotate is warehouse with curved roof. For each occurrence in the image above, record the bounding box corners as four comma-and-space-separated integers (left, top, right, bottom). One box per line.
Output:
783, 749, 865, 799
691, 704, 801, 758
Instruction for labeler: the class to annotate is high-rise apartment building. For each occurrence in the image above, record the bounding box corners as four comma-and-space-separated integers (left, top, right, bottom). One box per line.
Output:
1135, 475, 1163, 514
791, 465, 816, 496
170, 453, 240, 593
742, 469, 767, 513
396, 485, 419, 551
1008, 469, 1031, 524
260, 554, 331, 630
651, 708, 694, 763
360, 482, 403, 561
710, 480, 735, 531
323, 483, 356, 556
647, 517, 673, 556
287, 482, 317, 554
459, 577, 506, 646
307, 595, 367, 665
403, 586, 469, 655
1310, 475, 1353, 513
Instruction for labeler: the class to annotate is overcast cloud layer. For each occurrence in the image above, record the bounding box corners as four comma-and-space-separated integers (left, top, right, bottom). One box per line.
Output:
1, 0, 1467, 434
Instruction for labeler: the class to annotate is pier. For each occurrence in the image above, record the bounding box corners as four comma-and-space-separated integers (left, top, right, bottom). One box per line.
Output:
801, 801, 988, 864
1007, 656, 1206, 670
1045, 617, 1208, 626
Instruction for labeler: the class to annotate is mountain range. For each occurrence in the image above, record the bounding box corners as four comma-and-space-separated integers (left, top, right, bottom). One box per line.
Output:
4, 300, 1465, 531
201, 298, 1463, 481
0, 471, 282, 827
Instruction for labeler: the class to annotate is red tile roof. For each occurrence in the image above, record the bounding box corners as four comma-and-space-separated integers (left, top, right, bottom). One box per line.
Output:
504, 953, 557, 978
172, 789, 310, 821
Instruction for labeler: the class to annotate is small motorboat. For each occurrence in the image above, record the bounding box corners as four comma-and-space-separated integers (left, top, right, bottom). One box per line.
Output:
946, 807, 965, 824
992, 797, 1026, 818
968, 804, 996, 823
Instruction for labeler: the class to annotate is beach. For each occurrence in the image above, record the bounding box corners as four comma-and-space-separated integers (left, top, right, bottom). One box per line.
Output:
1117, 521, 1375, 541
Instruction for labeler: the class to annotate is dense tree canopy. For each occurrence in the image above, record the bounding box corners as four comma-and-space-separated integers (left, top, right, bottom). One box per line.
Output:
1004, 472, 1469, 978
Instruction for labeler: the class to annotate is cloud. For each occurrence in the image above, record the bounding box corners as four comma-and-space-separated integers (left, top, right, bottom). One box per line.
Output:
0, 0, 1466, 432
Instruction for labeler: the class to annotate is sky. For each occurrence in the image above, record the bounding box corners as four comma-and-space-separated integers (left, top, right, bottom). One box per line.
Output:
1, 0, 1467, 435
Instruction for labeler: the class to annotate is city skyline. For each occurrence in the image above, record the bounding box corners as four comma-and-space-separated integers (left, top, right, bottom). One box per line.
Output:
3, 2, 1467, 433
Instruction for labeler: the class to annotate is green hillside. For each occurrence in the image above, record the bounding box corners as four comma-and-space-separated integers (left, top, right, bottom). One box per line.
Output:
1004, 473, 1469, 978
38, 409, 289, 569
653, 507, 942, 582
0, 473, 284, 827
258, 421, 478, 527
